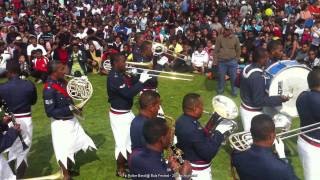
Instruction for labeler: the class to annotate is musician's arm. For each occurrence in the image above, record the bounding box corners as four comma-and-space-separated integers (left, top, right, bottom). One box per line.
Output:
251, 74, 282, 107
109, 77, 144, 99
43, 88, 73, 118
191, 131, 224, 162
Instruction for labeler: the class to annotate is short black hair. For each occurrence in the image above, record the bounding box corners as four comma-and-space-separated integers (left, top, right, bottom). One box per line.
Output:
143, 117, 168, 145
267, 40, 282, 53
252, 48, 268, 63
110, 53, 125, 67
48, 60, 62, 75
307, 69, 320, 89
6, 60, 21, 74
250, 114, 275, 142
182, 93, 201, 113
139, 90, 160, 110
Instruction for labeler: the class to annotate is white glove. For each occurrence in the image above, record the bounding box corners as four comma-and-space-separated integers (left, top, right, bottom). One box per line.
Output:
139, 71, 152, 83
215, 120, 234, 134
130, 68, 138, 75
274, 138, 286, 158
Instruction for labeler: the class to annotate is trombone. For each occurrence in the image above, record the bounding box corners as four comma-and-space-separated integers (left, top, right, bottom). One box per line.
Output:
103, 60, 193, 81
147, 40, 188, 61
229, 122, 320, 151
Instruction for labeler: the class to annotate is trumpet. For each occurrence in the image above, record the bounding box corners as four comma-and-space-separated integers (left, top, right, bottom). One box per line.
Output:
65, 72, 93, 120
103, 60, 193, 81
229, 122, 320, 152
164, 114, 184, 166
204, 95, 239, 135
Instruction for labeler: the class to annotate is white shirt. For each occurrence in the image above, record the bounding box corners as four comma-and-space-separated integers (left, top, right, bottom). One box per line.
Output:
27, 44, 47, 56
191, 50, 209, 67
312, 28, 320, 46
92, 8, 102, 15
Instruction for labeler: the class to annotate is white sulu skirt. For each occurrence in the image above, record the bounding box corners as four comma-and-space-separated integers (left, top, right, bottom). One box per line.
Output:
51, 117, 97, 169
0, 154, 15, 180
109, 110, 135, 160
6, 114, 33, 169
240, 106, 262, 131
297, 136, 320, 180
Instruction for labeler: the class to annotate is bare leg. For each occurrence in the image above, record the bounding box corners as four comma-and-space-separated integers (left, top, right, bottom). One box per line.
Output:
116, 153, 127, 177
59, 161, 71, 180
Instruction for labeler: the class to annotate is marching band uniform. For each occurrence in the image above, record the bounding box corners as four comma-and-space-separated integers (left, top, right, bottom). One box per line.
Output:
232, 145, 297, 180
240, 63, 283, 131
107, 69, 144, 160
296, 90, 320, 180
0, 75, 37, 170
129, 147, 176, 180
175, 114, 224, 180
130, 115, 148, 151
43, 77, 96, 168
0, 122, 19, 180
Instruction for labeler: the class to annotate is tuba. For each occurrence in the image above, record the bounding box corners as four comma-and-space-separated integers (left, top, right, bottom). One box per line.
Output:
204, 95, 238, 136
66, 71, 93, 120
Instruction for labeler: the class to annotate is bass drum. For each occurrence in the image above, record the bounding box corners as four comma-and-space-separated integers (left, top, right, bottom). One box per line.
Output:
265, 60, 311, 117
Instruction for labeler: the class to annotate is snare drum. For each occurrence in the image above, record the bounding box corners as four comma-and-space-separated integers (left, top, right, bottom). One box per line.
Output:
265, 60, 311, 117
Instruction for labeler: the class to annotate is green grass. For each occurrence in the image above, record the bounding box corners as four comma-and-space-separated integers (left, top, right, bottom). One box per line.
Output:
15, 74, 303, 179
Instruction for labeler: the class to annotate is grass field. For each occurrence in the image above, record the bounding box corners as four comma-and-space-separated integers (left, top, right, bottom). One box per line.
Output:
14, 74, 303, 180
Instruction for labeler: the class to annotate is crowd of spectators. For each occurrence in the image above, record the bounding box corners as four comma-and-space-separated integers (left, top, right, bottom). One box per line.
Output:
1, 0, 320, 84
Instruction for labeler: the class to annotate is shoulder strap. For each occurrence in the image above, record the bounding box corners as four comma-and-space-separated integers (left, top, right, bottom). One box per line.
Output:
242, 65, 263, 79
44, 82, 69, 97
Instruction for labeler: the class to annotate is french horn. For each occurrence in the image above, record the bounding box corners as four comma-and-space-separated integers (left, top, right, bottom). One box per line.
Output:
66, 72, 93, 120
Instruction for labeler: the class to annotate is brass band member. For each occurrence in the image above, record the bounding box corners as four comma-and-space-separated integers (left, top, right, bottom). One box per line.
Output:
296, 69, 320, 180
107, 53, 151, 177
0, 60, 37, 178
232, 114, 297, 180
43, 61, 96, 180
175, 93, 234, 180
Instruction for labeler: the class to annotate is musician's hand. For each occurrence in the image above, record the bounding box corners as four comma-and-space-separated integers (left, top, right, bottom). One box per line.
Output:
215, 120, 234, 134
168, 156, 180, 172
280, 95, 290, 102
179, 160, 192, 177
13, 124, 21, 132
139, 71, 151, 83
3, 115, 12, 124
274, 138, 286, 158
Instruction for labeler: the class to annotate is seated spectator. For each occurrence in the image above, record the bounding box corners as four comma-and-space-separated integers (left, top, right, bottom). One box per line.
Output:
296, 43, 310, 63
304, 49, 320, 69
87, 43, 102, 74
31, 49, 49, 83
191, 44, 209, 74
68, 44, 87, 75
53, 43, 69, 65
27, 36, 47, 61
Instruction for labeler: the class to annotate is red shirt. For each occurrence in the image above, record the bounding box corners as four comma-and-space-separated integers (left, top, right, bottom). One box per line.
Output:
33, 56, 49, 72
56, 48, 68, 64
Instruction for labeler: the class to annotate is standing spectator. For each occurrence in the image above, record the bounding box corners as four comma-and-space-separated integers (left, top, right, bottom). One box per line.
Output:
215, 25, 241, 96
